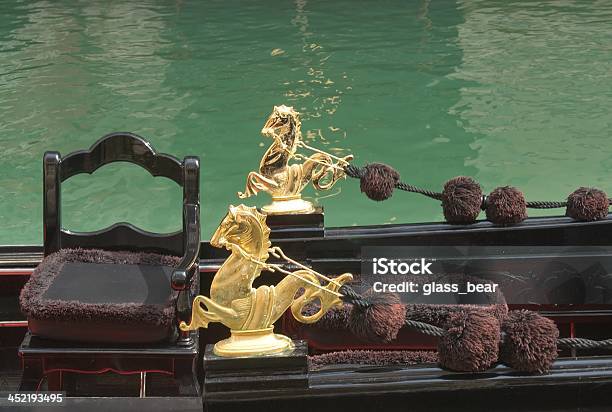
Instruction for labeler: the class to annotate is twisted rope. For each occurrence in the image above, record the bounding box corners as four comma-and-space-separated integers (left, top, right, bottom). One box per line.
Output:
526, 201, 567, 209
404, 320, 612, 350
344, 164, 365, 179
404, 320, 445, 337
339, 285, 372, 310
395, 182, 444, 201
558, 337, 612, 350
345, 164, 577, 209
405, 319, 612, 350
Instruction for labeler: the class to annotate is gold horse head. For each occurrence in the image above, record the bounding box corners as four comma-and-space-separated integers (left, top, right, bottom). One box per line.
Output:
211, 204, 271, 261
260, 105, 302, 149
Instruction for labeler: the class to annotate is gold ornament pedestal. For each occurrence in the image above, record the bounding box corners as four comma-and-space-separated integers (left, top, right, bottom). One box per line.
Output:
203, 340, 309, 393
261, 195, 315, 215
213, 328, 294, 358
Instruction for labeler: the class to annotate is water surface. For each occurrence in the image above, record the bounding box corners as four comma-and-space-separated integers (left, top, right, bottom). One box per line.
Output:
0, 0, 611, 244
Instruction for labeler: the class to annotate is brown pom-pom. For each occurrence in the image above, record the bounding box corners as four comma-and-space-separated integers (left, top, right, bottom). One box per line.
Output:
485, 186, 527, 225
442, 176, 483, 224
499, 310, 558, 374
359, 163, 400, 201
348, 292, 406, 343
438, 311, 500, 372
566, 187, 609, 221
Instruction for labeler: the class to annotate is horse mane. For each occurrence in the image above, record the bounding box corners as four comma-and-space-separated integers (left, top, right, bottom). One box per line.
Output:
285, 109, 302, 148
232, 205, 271, 249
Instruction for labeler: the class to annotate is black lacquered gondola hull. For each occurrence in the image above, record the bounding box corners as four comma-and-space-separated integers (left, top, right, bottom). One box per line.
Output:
4, 214, 612, 410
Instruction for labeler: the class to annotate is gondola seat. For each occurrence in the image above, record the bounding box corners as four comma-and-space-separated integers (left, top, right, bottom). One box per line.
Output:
20, 248, 183, 343
17, 132, 201, 396
18, 131, 200, 346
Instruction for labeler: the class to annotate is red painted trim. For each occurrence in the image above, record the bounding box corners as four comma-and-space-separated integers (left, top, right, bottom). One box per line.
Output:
36, 367, 174, 393
1, 265, 221, 276
0, 268, 33, 276
0, 320, 28, 327
43, 367, 174, 376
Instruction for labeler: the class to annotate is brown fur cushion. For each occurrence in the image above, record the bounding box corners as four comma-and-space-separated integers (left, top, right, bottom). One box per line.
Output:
20, 248, 181, 328
309, 350, 438, 370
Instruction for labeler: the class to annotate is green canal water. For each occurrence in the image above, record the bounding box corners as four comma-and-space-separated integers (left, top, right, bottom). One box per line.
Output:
0, 0, 611, 245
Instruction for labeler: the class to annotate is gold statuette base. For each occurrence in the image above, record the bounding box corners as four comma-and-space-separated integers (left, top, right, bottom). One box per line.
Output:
213, 328, 294, 358
262, 196, 315, 215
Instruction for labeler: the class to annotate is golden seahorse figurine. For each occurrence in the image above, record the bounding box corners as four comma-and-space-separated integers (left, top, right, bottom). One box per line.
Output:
180, 204, 353, 357
238, 105, 354, 214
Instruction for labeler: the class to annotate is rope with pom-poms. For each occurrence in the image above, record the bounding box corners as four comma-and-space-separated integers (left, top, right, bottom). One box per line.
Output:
344, 163, 610, 226
337, 284, 612, 374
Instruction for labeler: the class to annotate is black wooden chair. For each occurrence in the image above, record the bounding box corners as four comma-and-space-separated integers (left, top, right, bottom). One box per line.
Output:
18, 132, 201, 397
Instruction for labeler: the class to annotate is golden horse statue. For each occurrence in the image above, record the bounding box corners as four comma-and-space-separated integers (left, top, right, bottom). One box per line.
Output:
180, 204, 353, 357
238, 105, 353, 214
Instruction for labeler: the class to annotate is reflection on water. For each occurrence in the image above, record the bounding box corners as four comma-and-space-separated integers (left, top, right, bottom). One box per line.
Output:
0, 0, 610, 244
451, 0, 612, 199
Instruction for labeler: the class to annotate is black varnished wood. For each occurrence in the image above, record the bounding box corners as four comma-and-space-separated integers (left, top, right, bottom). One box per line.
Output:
43, 152, 61, 256
182, 157, 200, 205
174, 157, 200, 330
324, 213, 612, 245
203, 356, 612, 412
16, 213, 612, 263
175, 204, 201, 329
173, 205, 201, 288
203, 341, 308, 394
176, 156, 201, 283
42, 132, 200, 260
60, 224, 184, 256
265, 207, 324, 239
59, 132, 183, 185
18, 331, 201, 398
5, 397, 202, 412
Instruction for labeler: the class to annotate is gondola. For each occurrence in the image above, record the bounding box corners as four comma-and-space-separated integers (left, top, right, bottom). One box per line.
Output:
3, 217, 612, 411
2, 130, 612, 412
